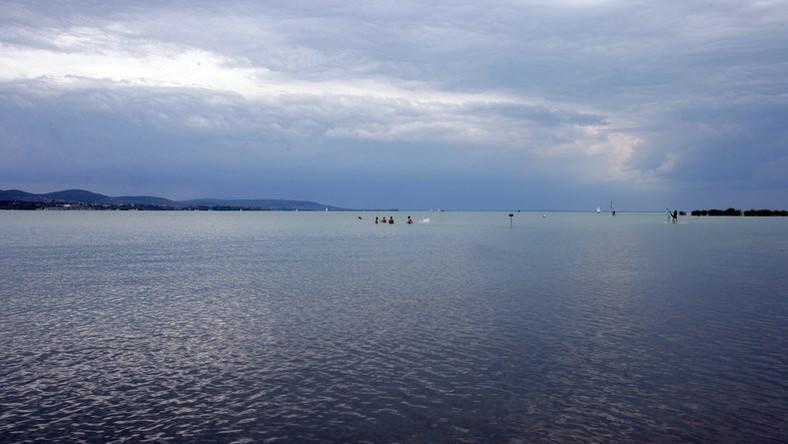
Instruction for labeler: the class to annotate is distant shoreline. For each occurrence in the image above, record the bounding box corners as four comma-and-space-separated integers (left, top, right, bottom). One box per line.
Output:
1, 189, 786, 214
0, 201, 354, 211
0, 188, 348, 212
3, 203, 787, 216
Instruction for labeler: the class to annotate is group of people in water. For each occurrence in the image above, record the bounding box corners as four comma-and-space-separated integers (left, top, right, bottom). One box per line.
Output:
374, 216, 413, 225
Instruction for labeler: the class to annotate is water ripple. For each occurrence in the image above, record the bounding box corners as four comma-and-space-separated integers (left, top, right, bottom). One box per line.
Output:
1, 212, 787, 442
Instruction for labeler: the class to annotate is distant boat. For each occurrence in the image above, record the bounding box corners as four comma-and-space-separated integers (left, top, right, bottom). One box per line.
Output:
596, 206, 601, 214
610, 200, 616, 216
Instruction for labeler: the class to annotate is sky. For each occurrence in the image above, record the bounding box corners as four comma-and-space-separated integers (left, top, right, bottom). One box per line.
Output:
1, 1, 787, 210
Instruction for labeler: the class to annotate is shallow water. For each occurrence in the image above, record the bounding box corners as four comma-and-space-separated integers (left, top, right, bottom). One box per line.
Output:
1, 211, 787, 442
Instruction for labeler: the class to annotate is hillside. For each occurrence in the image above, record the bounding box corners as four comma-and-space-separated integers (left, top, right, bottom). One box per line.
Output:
0, 189, 343, 211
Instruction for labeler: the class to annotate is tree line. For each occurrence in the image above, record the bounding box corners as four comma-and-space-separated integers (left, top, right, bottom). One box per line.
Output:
690, 208, 788, 216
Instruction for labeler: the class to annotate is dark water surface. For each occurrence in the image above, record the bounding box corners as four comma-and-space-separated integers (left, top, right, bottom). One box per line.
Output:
1, 211, 787, 443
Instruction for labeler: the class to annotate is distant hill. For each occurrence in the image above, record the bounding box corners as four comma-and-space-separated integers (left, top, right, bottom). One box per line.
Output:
41, 189, 124, 205
0, 189, 44, 201
0, 189, 343, 211
111, 195, 179, 207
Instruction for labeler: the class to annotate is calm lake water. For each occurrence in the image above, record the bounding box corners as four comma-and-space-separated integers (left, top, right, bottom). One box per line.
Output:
1, 211, 787, 442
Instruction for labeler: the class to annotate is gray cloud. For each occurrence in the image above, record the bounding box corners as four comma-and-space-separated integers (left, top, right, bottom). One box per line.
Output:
1, 0, 787, 208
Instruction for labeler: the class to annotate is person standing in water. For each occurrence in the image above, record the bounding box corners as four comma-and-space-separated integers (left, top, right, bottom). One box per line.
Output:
375, 216, 379, 224
388, 216, 394, 224
407, 216, 413, 224
672, 210, 678, 224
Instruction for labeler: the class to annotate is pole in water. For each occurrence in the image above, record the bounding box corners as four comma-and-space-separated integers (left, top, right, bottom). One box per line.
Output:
508, 213, 514, 228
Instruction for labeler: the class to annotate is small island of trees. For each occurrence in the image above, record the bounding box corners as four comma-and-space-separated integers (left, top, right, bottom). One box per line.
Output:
691, 208, 788, 217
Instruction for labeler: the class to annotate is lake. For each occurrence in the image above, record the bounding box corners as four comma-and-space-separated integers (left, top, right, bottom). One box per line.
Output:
1, 211, 786, 442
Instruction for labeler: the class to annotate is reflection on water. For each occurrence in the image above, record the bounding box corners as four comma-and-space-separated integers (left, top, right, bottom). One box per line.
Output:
1, 212, 787, 442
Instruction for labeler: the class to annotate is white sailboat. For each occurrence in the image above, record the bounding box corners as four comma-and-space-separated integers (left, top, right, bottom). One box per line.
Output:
596, 206, 601, 214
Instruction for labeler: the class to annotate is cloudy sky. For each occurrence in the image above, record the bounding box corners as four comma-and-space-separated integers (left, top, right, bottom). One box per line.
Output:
1, 1, 787, 209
